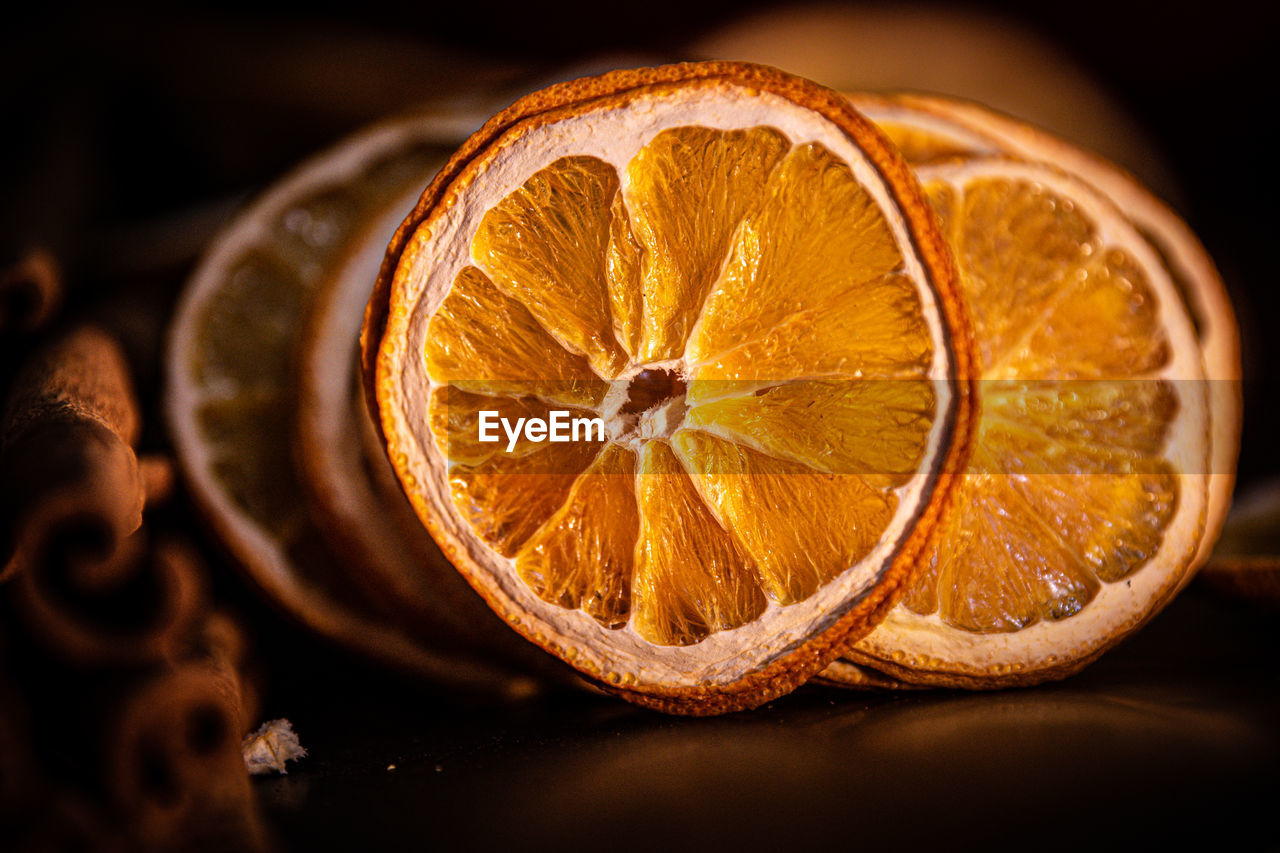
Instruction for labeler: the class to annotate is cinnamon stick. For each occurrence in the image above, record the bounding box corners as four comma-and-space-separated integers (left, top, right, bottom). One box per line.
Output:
2, 325, 143, 581
11, 526, 204, 667
106, 644, 266, 851
0, 319, 268, 850
0, 248, 62, 336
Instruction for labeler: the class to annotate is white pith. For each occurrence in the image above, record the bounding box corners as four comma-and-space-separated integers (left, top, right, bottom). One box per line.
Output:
848, 156, 1211, 678
379, 83, 960, 687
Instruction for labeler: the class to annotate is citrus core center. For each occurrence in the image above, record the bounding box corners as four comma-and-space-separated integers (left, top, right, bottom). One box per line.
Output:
604, 367, 689, 447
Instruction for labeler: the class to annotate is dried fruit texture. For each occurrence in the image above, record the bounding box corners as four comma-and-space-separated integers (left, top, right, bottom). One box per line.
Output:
627, 127, 790, 361
472, 157, 628, 377
515, 444, 639, 628
903, 172, 1181, 634
425, 125, 937, 646
372, 64, 982, 714
687, 144, 927, 387
425, 266, 606, 408
672, 431, 897, 605
631, 441, 767, 646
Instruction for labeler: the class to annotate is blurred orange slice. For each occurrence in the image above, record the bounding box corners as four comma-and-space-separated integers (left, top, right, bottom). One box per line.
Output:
167, 110, 543, 695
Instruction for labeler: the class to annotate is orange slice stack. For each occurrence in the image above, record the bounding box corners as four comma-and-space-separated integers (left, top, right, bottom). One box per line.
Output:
365, 63, 976, 712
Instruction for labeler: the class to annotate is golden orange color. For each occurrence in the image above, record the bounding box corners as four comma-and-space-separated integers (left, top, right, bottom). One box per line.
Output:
364, 63, 978, 713
824, 94, 1227, 688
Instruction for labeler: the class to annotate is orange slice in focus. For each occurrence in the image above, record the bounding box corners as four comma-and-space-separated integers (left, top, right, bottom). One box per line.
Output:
365, 63, 976, 713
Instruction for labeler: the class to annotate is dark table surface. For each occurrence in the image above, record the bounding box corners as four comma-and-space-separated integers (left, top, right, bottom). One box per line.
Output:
250, 586, 1280, 851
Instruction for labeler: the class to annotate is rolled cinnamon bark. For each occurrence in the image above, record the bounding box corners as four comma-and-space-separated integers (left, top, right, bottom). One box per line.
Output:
1, 321, 267, 849
10, 527, 205, 666
0, 248, 62, 336
106, 634, 266, 851
1, 328, 208, 664
2, 325, 142, 581
171, 605, 260, 734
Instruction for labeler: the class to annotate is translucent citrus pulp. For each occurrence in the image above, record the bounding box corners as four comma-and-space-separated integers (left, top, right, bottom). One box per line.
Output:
829, 146, 1214, 686
367, 63, 976, 712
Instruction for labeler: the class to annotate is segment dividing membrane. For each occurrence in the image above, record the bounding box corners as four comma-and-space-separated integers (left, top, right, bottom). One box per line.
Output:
378, 81, 961, 687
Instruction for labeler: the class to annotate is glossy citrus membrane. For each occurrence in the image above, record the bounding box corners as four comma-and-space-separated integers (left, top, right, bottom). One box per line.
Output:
372, 66, 971, 708
850, 93, 1240, 574
843, 158, 1209, 685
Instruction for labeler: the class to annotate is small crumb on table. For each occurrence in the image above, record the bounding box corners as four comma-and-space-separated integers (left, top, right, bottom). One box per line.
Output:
243, 718, 307, 775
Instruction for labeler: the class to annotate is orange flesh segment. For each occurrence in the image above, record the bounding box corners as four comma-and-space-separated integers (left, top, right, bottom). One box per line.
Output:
688, 271, 932, 400
426, 124, 939, 645
687, 143, 922, 380
515, 444, 639, 629
673, 430, 897, 604
631, 441, 766, 645
625, 126, 790, 362
447, 439, 602, 558
425, 265, 607, 407
605, 193, 645, 360
683, 378, 934, 489
902, 175, 1179, 632
471, 156, 628, 377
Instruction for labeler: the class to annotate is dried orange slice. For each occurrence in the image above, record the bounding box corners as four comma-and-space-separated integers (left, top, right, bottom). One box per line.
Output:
850, 92, 1240, 561
836, 156, 1212, 688
365, 63, 976, 713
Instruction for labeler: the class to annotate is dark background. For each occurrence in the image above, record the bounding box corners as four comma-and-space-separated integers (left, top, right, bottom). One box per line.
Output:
3, 2, 1278, 850
3, 0, 1277, 482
